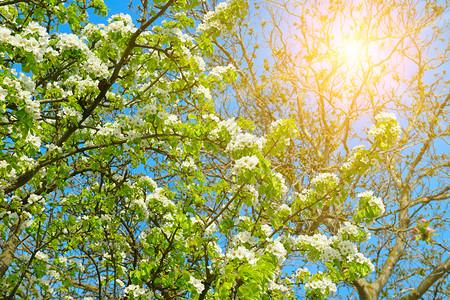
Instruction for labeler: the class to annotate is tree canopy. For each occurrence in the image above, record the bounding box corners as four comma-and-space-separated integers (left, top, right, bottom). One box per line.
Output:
209, 0, 450, 298
0, 0, 448, 300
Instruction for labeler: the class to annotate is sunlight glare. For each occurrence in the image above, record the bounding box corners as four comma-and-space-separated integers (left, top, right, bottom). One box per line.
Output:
341, 40, 364, 66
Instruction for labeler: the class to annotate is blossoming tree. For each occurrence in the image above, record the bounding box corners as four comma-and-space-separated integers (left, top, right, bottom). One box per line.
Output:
209, 0, 450, 299
0, 0, 411, 299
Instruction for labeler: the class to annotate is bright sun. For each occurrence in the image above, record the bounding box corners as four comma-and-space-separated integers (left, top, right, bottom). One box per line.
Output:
341, 39, 365, 66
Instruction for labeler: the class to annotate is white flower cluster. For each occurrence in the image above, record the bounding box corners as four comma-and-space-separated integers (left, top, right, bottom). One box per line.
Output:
81, 23, 99, 39
369, 196, 385, 214
368, 112, 401, 140
236, 215, 250, 225
368, 123, 401, 139
25, 134, 41, 149
170, 27, 193, 43
3, 76, 20, 90
276, 203, 291, 215
297, 233, 335, 252
4, 164, 16, 178
57, 256, 68, 266
29, 194, 45, 205
146, 188, 175, 208
267, 280, 289, 292
341, 145, 377, 171
243, 184, 259, 206
228, 245, 258, 264
0, 22, 49, 61
231, 231, 255, 246
337, 240, 358, 256
84, 52, 109, 79
357, 191, 385, 214
267, 240, 287, 264
194, 55, 206, 71
337, 222, 359, 239
129, 188, 175, 223
96, 122, 123, 138
130, 197, 149, 219
295, 229, 375, 279
56, 33, 89, 53
261, 224, 273, 237
60, 106, 83, 123
180, 158, 197, 170
311, 173, 339, 187
348, 253, 375, 273
64, 75, 97, 95
197, 1, 230, 32
136, 102, 157, 117
124, 284, 149, 298
156, 110, 170, 121
202, 113, 220, 123
212, 118, 240, 137
269, 119, 285, 132
274, 172, 289, 195
375, 112, 397, 122
0, 160, 8, 169
0, 86, 7, 102
137, 176, 158, 190
189, 276, 205, 294
123, 115, 145, 131
305, 278, 337, 296
210, 64, 236, 77
232, 155, 259, 175
320, 246, 341, 261
19, 155, 36, 170
205, 222, 217, 235
24, 98, 40, 120
164, 115, 179, 127
35, 250, 49, 262
19, 73, 36, 93
106, 13, 135, 35
196, 85, 211, 100
2, 76, 40, 120
293, 267, 310, 278
226, 133, 267, 153
296, 189, 313, 205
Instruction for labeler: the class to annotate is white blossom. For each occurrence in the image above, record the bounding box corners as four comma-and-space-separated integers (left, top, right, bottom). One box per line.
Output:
311, 172, 339, 186
261, 224, 273, 237
0, 160, 8, 169
267, 240, 287, 264
226, 132, 266, 153
232, 155, 259, 175
197, 1, 231, 33
196, 85, 211, 100
210, 64, 235, 77
25, 134, 41, 149
228, 245, 258, 264
35, 250, 49, 262
189, 276, 205, 294
60, 106, 83, 122
56, 33, 89, 53
84, 52, 109, 79
337, 222, 359, 239
337, 240, 358, 257
305, 277, 337, 296
320, 247, 341, 262
357, 190, 385, 214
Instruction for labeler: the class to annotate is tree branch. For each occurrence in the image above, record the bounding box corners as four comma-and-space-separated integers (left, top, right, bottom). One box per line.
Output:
399, 257, 450, 300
